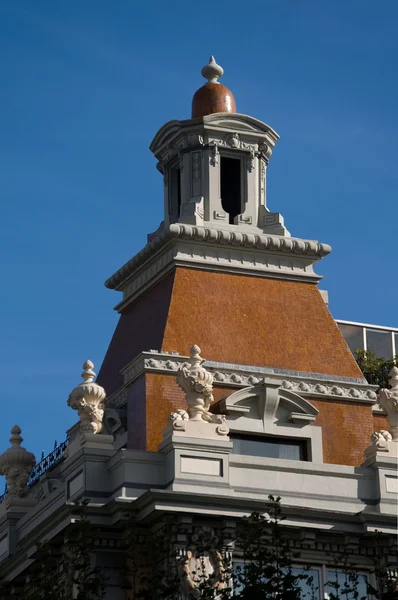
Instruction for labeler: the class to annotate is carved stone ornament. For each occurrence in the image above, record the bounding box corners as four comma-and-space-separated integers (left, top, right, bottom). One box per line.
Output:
187, 134, 204, 148
0, 426, 35, 498
258, 141, 272, 163
168, 409, 189, 431
176, 345, 214, 420
225, 132, 240, 148
247, 148, 255, 172
377, 366, 398, 440
370, 430, 392, 451
178, 528, 229, 599
175, 345, 229, 434
209, 143, 219, 166
67, 360, 106, 434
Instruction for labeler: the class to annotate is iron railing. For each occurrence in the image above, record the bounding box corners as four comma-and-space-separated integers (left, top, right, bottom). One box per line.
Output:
0, 438, 69, 503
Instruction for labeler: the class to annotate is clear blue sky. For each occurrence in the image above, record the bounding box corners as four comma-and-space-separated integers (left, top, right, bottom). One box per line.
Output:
0, 1, 397, 472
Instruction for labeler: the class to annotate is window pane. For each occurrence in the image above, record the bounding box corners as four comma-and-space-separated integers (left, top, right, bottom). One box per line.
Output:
231, 436, 306, 461
327, 571, 368, 600
292, 568, 321, 600
279, 443, 302, 460
366, 329, 392, 358
337, 324, 364, 354
232, 437, 278, 458
232, 563, 321, 599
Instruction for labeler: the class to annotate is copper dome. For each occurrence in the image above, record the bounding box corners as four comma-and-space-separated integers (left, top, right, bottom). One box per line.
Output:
191, 56, 236, 119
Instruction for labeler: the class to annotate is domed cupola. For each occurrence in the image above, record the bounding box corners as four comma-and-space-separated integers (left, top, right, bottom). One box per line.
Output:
191, 56, 236, 118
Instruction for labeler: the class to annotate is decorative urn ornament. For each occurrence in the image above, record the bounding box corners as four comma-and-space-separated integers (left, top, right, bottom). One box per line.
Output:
67, 360, 106, 434
0, 426, 35, 498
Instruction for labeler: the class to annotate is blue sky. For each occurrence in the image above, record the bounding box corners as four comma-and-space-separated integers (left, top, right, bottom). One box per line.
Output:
0, 1, 397, 471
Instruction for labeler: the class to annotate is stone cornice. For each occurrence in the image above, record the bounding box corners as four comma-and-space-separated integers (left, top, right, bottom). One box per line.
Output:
106, 351, 377, 408
105, 224, 332, 310
106, 224, 330, 290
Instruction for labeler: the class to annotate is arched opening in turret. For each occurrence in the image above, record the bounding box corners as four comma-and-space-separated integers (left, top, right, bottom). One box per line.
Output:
176, 168, 181, 218
220, 157, 242, 224
169, 166, 182, 222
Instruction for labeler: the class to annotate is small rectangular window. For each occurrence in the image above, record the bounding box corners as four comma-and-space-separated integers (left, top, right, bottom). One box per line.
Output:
231, 435, 307, 461
220, 156, 242, 224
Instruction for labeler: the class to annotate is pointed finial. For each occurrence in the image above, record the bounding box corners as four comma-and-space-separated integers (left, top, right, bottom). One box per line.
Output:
201, 56, 224, 84
10, 425, 22, 446
189, 344, 204, 367
82, 360, 95, 383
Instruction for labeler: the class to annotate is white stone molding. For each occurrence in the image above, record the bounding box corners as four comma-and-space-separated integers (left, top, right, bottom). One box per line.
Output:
0, 426, 35, 498
106, 223, 331, 306
112, 351, 377, 409
378, 366, 398, 440
67, 360, 106, 434
150, 113, 278, 168
222, 380, 319, 427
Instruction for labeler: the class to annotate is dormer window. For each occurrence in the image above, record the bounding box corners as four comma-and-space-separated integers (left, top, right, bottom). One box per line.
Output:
220, 156, 242, 224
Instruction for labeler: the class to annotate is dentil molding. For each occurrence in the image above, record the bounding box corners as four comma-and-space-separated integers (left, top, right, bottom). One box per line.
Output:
106, 351, 378, 408
105, 224, 332, 311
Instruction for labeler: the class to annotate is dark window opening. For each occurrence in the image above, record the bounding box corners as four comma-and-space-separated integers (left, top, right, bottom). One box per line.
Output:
176, 168, 181, 218
220, 157, 241, 224
169, 167, 181, 222
231, 434, 308, 461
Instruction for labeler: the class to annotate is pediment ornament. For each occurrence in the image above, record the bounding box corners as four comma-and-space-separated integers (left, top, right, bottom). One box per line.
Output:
221, 378, 318, 432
